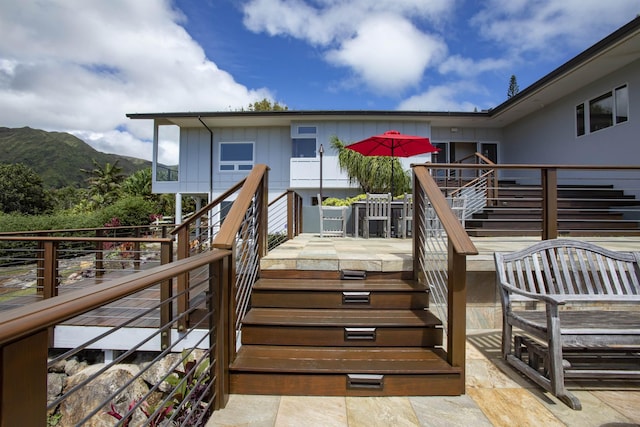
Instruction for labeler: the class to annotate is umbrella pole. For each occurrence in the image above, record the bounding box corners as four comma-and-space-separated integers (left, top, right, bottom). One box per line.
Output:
390, 144, 394, 197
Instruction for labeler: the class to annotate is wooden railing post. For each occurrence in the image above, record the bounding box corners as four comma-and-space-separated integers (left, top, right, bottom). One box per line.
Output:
1, 330, 48, 426
287, 191, 294, 240
258, 172, 269, 258
42, 240, 58, 299
211, 255, 231, 410
447, 243, 467, 391
541, 167, 558, 240
176, 226, 190, 332
160, 241, 173, 350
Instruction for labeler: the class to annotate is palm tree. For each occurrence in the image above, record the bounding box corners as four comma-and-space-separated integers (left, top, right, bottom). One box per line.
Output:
330, 136, 410, 196
82, 160, 125, 207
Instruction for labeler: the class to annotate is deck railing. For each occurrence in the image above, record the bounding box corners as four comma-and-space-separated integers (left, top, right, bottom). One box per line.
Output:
0, 245, 233, 425
267, 190, 303, 251
0, 165, 274, 425
413, 164, 478, 391
0, 234, 173, 310
431, 164, 640, 240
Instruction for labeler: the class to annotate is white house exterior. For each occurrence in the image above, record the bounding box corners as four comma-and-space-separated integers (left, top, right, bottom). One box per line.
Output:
128, 16, 640, 222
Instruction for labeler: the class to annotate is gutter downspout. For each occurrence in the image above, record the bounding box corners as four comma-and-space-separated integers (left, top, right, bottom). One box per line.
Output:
198, 116, 214, 203
198, 117, 215, 241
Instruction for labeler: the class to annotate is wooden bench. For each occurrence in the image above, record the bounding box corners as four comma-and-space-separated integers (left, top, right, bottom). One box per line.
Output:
494, 239, 640, 409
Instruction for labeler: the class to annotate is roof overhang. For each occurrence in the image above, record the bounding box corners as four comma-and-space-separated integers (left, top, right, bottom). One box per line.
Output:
126, 110, 491, 129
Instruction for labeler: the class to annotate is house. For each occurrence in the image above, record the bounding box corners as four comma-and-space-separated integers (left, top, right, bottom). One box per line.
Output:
128, 16, 640, 224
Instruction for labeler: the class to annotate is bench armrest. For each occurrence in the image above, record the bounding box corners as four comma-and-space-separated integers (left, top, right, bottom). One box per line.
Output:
499, 281, 567, 306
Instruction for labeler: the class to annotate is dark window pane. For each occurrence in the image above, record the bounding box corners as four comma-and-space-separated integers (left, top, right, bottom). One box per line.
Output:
238, 164, 253, 170
576, 103, 585, 136
589, 92, 613, 132
220, 164, 234, 171
221, 143, 253, 161
298, 126, 317, 134
615, 85, 628, 124
292, 138, 316, 158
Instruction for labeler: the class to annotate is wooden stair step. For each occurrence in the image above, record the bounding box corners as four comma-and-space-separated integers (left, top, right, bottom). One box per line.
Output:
251, 278, 428, 309
253, 278, 426, 292
230, 346, 462, 396
231, 345, 454, 374
241, 308, 442, 347
242, 308, 440, 327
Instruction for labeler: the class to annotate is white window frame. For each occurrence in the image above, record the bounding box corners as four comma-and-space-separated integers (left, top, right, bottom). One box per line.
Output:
219, 141, 254, 172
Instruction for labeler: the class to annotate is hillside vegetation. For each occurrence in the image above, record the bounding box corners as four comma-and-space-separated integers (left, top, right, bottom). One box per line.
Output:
0, 127, 150, 188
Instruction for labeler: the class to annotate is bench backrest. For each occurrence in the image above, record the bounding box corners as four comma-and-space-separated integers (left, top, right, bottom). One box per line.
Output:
495, 239, 640, 300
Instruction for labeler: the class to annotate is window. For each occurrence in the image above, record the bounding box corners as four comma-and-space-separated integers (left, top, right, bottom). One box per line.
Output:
292, 138, 316, 157
576, 84, 629, 137
156, 124, 179, 181
589, 92, 613, 132
291, 125, 317, 158
298, 126, 317, 134
576, 104, 585, 136
615, 85, 628, 124
220, 142, 253, 171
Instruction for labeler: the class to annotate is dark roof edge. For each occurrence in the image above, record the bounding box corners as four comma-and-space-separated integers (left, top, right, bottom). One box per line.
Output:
126, 110, 488, 120
488, 15, 640, 116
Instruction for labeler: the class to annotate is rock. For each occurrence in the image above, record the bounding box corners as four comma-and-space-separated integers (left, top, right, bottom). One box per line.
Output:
48, 372, 65, 404
141, 353, 184, 393
59, 364, 149, 427
64, 357, 87, 376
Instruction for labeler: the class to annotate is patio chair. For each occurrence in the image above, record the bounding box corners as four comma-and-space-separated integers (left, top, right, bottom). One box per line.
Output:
363, 193, 392, 238
448, 196, 467, 228
399, 193, 413, 238
318, 194, 347, 237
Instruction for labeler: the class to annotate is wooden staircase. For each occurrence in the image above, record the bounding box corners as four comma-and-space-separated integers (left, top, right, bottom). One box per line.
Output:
229, 272, 463, 396
466, 183, 640, 236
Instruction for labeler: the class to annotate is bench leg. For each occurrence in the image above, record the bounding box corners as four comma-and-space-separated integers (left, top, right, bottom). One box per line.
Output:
546, 306, 582, 410
502, 316, 513, 359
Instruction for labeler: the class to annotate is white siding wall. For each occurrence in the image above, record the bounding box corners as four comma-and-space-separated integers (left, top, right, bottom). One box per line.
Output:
502, 59, 639, 165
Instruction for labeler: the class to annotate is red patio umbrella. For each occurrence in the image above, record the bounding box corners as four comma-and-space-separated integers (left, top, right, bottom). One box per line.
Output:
346, 130, 438, 195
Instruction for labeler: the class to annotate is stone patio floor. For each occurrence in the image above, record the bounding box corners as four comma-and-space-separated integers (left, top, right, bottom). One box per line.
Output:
207, 234, 640, 426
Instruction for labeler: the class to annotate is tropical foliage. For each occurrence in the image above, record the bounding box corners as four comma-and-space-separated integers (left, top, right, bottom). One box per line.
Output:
0, 163, 52, 214
330, 136, 411, 196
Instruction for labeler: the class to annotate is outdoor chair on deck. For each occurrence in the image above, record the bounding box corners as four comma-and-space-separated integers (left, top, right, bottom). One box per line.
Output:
399, 193, 413, 238
449, 196, 467, 228
363, 193, 392, 238
318, 194, 347, 237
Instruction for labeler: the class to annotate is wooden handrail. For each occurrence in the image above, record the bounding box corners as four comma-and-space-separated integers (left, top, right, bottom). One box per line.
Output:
453, 151, 495, 165
213, 164, 269, 250
0, 249, 230, 347
414, 167, 477, 256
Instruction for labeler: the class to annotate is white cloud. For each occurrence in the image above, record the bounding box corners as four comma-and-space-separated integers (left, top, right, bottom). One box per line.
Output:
325, 15, 447, 92
242, 0, 453, 92
438, 55, 511, 78
0, 0, 271, 159
397, 82, 484, 112
472, 0, 640, 55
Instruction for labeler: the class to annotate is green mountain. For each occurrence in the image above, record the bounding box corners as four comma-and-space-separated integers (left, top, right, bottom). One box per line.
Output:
0, 127, 151, 189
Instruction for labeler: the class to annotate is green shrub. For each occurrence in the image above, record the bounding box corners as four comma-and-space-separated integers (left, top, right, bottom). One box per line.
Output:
322, 194, 366, 206
96, 196, 157, 227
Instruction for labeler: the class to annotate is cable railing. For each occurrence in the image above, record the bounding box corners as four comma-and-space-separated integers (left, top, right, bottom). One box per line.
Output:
0, 246, 233, 426
430, 164, 640, 242
0, 165, 277, 425
0, 235, 173, 311
413, 164, 477, 386
267, 190, 303, 251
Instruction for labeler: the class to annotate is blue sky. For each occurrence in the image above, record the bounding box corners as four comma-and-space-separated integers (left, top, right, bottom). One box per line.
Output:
0, 0, 638, 162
